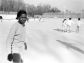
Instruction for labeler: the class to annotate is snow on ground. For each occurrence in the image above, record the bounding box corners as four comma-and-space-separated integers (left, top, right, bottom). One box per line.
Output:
0, 14, 84, 63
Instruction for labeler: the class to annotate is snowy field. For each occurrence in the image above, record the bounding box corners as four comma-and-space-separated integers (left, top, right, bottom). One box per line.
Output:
0, 14, 84, 63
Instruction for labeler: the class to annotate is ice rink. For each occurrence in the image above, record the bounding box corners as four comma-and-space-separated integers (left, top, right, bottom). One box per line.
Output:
0, 14, 84, 63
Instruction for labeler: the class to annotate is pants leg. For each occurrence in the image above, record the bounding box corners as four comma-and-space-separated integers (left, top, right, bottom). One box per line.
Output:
13, 53, 23, 63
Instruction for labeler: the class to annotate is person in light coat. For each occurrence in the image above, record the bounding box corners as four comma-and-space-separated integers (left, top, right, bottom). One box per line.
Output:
7, 10, 28, 63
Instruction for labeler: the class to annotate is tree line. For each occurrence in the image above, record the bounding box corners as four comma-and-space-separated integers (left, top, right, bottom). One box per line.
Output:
0, 0, 61, 16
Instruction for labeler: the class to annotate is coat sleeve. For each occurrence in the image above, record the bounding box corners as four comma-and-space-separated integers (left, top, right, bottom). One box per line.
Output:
6, 24, 17, 53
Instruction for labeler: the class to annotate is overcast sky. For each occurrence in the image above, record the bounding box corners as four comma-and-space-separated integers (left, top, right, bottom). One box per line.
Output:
23, 0, 84, 13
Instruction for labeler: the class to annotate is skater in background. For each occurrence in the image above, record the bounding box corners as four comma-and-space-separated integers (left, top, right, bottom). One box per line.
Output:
65, 18, 74, 32
76, 18, 81, 32
62, 18, 67, 32
7, 10, 28, 63
0, 16, 3, 22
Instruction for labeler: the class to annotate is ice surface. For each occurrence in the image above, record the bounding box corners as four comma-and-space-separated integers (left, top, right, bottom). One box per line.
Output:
0, 14, 84, 63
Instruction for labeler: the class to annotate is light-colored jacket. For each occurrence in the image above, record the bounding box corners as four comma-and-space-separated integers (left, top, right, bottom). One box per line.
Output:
7, 22, 26, 53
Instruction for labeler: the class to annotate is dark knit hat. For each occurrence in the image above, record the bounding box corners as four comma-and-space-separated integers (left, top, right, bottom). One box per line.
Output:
16, 10, 27, 19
